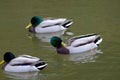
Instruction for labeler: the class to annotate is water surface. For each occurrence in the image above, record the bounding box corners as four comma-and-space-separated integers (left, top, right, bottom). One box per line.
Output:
0, 0, 120, 80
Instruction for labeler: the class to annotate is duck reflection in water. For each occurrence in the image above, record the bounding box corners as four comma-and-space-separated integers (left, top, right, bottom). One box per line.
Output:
68, 48, 103, 63
4, 71, 46, 80
27, 30, 73, 42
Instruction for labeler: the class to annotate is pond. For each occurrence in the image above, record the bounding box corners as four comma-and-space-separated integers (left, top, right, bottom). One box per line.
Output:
0, 0, 120, 80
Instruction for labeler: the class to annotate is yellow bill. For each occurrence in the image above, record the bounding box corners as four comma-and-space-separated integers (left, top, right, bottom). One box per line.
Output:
62, 42, 67, 46
26, 22, 32, 29
0, 60, 5, 65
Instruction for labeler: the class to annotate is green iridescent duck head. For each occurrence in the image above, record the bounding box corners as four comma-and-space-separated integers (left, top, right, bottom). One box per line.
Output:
0, 52, 15, 64
50, 36, 62, 48
4, 52, 15, 63
26, 16, 43, 29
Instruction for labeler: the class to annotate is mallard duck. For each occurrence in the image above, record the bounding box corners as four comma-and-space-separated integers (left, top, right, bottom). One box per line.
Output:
25, 16, 73, 33
50, 34, 103, 54
0, 52, 47, 72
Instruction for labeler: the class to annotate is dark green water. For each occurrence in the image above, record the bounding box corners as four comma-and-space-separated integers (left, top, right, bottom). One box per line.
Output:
0, 0, 120, 80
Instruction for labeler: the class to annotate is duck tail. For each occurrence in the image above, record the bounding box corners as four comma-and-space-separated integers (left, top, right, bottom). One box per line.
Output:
94, 35, 103, 46
62, 20, 73, 28
34, 60, 47, 70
